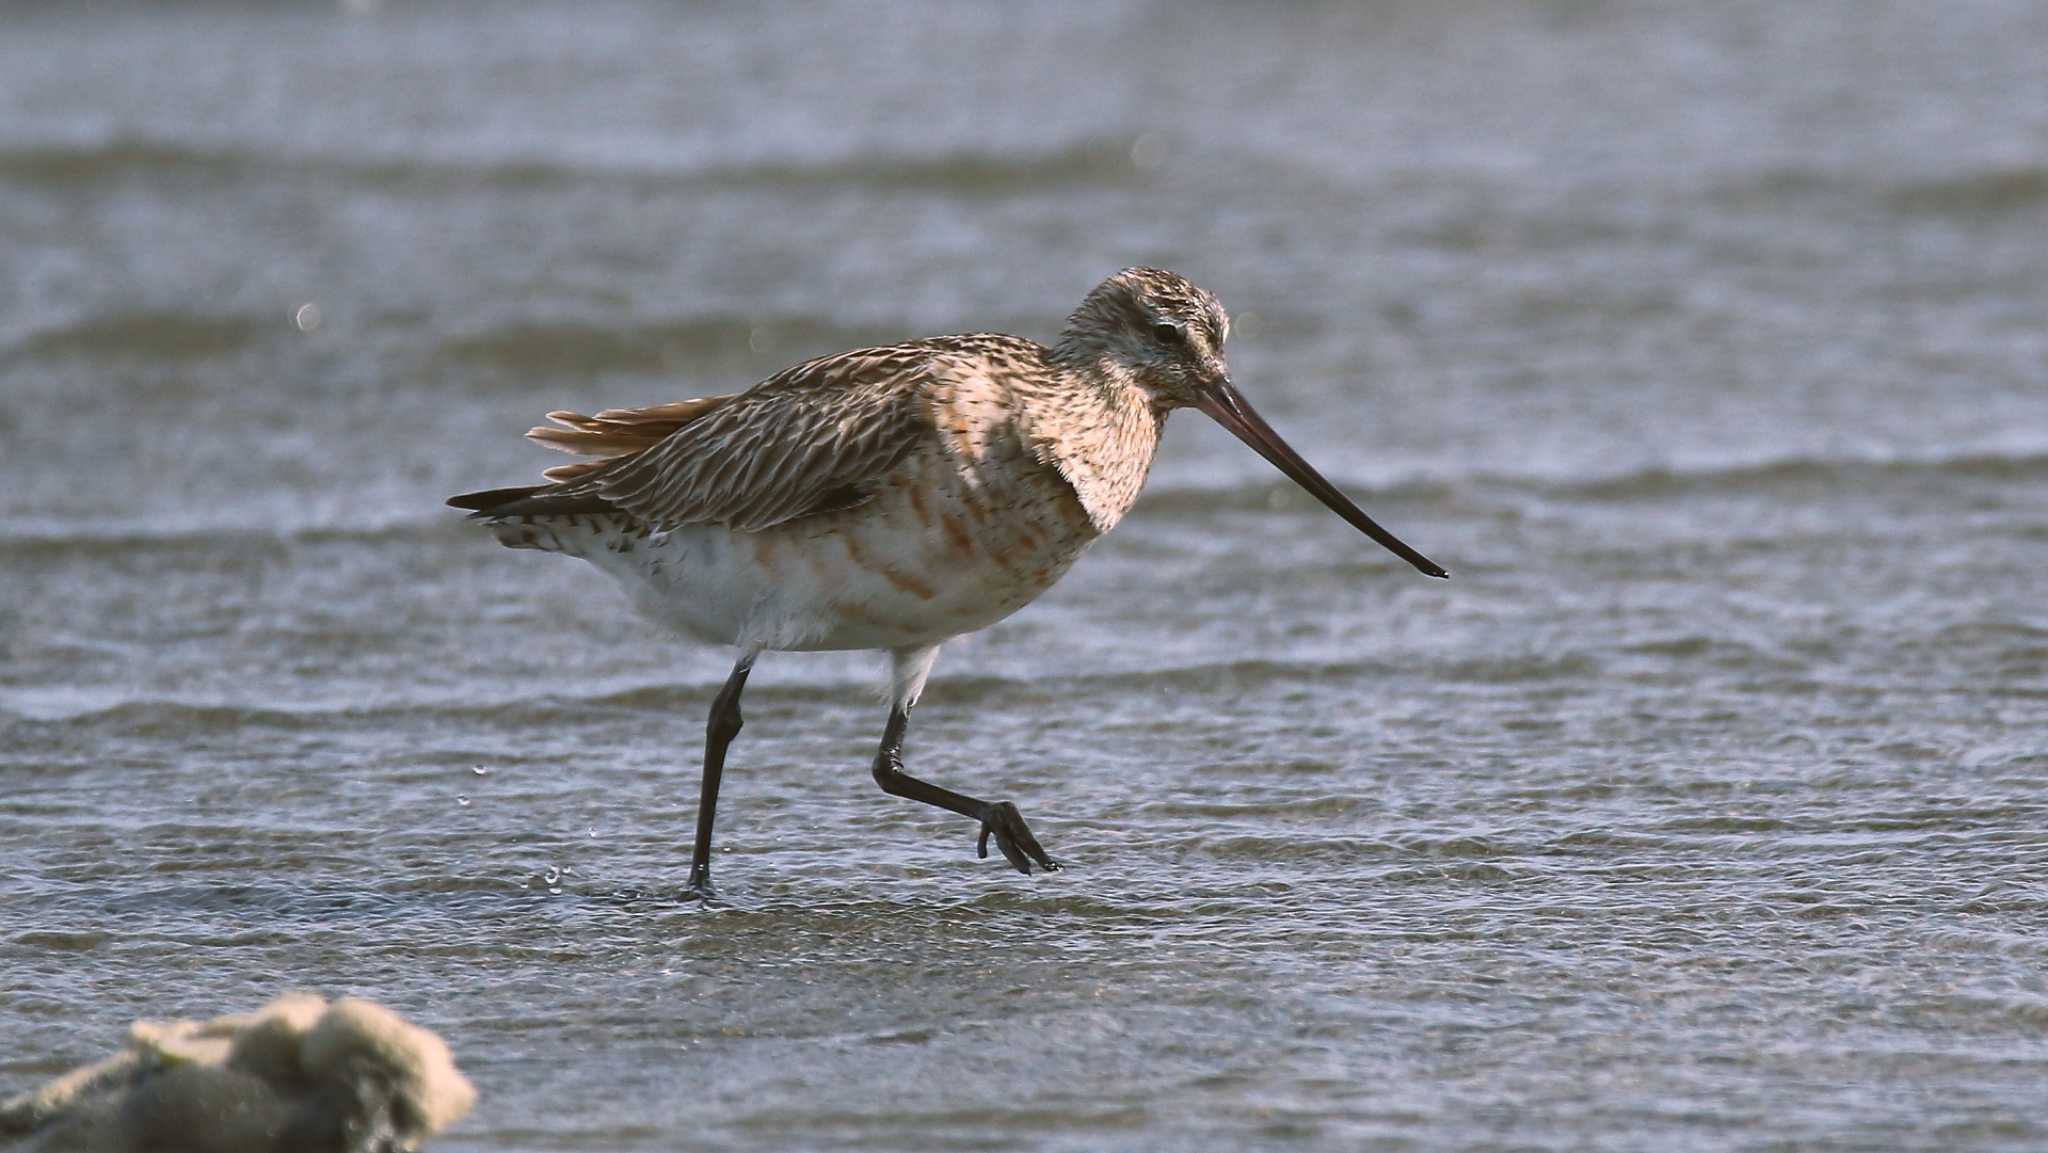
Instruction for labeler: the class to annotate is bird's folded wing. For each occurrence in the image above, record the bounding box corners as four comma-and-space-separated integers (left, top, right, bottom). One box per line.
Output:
529, 397, 735, 478
553, 346, 933, 533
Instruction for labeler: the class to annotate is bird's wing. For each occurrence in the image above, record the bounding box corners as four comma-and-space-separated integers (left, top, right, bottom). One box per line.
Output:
526, 396, 736, 483
543, 344, 935, 533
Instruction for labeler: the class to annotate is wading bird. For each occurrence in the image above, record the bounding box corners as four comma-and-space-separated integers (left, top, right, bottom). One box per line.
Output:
450, 269, 1445, 891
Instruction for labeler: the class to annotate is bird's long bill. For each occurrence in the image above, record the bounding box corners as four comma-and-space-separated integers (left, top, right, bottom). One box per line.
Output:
1198, 380, 1449, 579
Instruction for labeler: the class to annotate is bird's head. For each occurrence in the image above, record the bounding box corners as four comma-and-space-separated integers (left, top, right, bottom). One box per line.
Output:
1056, 267, 1448, 580
1056, 267, 1232, 408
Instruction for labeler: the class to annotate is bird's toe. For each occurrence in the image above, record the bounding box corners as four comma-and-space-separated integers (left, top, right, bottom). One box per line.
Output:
977, 801, 1058, 874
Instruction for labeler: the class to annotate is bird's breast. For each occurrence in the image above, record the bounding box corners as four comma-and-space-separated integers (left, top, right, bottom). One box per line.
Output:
746, 441, 1098, 651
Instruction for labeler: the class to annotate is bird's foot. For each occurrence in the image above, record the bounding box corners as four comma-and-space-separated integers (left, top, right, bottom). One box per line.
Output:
976, 801, 1060, 874
683, 865, 715, 900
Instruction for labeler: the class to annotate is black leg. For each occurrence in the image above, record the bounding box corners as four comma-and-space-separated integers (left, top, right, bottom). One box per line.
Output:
687, 655, 754, 894
869, 706, 1059, 874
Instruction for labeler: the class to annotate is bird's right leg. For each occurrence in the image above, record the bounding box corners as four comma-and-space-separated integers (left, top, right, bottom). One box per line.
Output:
867, 645, 1059, 874
686, 652, 756, 895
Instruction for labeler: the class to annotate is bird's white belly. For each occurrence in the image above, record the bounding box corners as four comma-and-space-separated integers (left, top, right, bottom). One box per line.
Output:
578, 459, 1097, 653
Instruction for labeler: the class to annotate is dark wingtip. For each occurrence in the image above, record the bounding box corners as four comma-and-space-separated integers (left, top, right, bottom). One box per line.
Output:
446, 485, 546, 514
447, 491, 497, 512
447, 484, 621, 521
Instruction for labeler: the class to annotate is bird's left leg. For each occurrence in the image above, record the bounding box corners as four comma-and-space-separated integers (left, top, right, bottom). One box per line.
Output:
685, 652, 756, 894
868, 644, 1059, 874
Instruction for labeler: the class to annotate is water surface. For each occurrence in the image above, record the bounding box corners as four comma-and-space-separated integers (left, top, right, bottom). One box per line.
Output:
3, 3, 2046, 1150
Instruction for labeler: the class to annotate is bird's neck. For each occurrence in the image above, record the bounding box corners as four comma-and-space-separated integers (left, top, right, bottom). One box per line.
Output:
1027, 354, 1164, 534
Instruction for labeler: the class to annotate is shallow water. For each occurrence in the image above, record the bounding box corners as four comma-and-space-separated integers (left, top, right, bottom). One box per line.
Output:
3, 3, 2046, 1150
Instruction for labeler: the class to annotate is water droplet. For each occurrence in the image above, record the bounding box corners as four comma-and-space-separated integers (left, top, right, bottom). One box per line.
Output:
293, 302, 321, 332
587, 826, 597, 838
543, 865, 560, 885
470, 765, 489, 776
456, 794, 470, 806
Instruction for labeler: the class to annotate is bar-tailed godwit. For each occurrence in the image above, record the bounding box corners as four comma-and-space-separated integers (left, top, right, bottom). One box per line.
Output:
450, 268, 1445, 891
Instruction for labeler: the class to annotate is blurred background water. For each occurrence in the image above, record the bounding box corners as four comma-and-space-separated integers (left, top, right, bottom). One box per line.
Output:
3, 2, 2045, 1150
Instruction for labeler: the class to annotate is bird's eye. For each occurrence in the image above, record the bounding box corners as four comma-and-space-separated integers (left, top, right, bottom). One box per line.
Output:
1150, 321, 1182, 344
